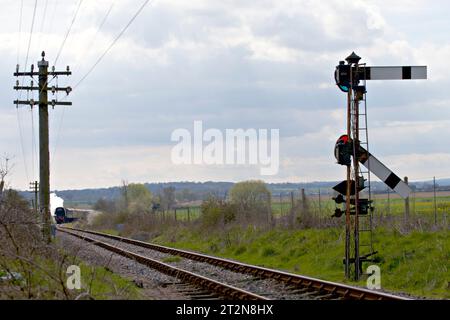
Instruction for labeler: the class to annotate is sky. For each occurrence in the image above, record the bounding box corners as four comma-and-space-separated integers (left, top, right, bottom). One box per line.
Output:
1, 0, 450, 190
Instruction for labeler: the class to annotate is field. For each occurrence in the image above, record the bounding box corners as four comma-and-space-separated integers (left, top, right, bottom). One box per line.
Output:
152, 226, 449, 299
92, 191, 449, 299
270, 192, 450, 222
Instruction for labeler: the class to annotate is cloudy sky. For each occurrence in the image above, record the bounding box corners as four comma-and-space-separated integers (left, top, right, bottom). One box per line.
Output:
1, 0, 450, 190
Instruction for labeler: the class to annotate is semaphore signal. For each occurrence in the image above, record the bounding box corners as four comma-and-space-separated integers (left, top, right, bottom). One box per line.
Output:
332, 52, 427, 280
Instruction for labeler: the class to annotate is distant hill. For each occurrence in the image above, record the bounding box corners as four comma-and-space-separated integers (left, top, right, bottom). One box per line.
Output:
18, 179, 450, 207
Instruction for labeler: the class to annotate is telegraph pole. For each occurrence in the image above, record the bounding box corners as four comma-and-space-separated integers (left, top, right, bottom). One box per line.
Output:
14, 51, 72, 243
29, 181, 39, 215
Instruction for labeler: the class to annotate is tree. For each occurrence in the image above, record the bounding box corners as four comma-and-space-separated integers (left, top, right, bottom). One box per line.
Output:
160, 187, 176, 211
229, 180, 272, 222
127, 183, 153, 214
119, 182, 152, 214
93, 198, 117, 213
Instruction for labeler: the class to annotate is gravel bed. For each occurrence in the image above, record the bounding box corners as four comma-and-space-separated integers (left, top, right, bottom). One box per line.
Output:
66, 230, 325, 300
57, 232, 189, 300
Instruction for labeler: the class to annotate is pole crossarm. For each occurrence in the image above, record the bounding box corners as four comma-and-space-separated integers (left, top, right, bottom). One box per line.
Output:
14, 71, 71, 77
14, 86, 72, 93
14, 100, 72, 106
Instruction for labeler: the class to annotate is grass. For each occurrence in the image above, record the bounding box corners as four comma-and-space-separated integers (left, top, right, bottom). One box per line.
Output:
152, 226, 449, 299
77, 263, 141, 299
162, 256, 182, 263
0, 256, 141, 299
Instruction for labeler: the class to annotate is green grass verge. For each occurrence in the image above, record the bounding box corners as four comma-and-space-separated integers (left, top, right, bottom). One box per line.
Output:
0, 257, 141, 299
152, 226, 449, 299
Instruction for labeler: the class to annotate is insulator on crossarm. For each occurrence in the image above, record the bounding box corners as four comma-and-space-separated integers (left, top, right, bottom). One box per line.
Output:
31, 64, 34, 72
52, 66, 55, 72
16, 64, 19, 73
52, 86, 56, 94
66, 87, 72, 95
30, 99, 34, 106
66, 66, 70, 72
16, 80, 19, 87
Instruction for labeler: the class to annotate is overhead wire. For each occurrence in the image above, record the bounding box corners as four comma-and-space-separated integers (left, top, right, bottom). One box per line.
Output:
42, 0, 83, 142
23, 0, 39, 75
37, 0, 49, 50
16, 0, 24, 65
52, 0, 153, 161
16, 0, 39, 183
43, 0, 59, 50
52, 0, 116, 162
54, 0, 84, 66
73, 0, 152, 90
72, 0, 116, 73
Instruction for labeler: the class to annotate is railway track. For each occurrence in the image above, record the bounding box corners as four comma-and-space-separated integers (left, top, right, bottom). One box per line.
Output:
58, 226, 409, 301
58, 227, 266, 300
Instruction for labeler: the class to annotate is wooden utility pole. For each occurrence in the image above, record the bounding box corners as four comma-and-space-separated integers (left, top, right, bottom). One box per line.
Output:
14, 52, 72, 243
29, 181, 39, 215
39, 56, 51, 241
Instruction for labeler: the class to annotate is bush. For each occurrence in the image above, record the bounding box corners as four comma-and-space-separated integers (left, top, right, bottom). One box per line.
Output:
229, 180, 272, 223
200, 197, 236, 228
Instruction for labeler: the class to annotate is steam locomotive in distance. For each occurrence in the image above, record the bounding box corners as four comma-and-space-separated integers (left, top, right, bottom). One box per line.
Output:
54, 207, 77, 224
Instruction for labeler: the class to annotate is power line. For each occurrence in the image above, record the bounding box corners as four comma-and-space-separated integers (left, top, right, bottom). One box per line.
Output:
73, 0, 116, 73
74, 0, 152, 90
31, 108, 36, 180
16, 0, 39, 184
43, 0, 59, 50
23, 0, 38, 73
16, 0, 24, 65
16, 108, 29, 182
37, 0, 49, 50
54, 0, 84, 66
52, 0, 152, 161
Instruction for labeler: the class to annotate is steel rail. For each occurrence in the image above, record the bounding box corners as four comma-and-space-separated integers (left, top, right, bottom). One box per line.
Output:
59, 226, 410, 301
58, 227, 267, 301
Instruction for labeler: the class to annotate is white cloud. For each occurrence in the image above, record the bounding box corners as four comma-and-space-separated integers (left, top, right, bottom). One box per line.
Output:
0, 0, 449, 189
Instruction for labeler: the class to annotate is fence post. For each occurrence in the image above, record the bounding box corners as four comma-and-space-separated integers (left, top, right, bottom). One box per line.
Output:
318, 189, 322, 217
279, 193, 283, 216
290, 191, 295, 227
404, 177, 410, 222
387, 188, 390, 217
433, 176, 437, 226
301, 188, 307, 213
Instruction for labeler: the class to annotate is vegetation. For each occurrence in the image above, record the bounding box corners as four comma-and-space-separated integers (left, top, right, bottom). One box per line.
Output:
229, 180, 272, 222
0, 189, 140, 299
87, 179, 449, 299
152, 225, 449, 299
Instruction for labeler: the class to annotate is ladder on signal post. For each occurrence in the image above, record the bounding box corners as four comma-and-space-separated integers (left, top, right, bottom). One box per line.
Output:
349, 64, 376, 279
333, 52, 427, 280
353, 64, 376, 266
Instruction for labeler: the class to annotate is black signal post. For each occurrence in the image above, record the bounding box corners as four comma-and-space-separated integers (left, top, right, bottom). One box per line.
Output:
333, 52, 427, 280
